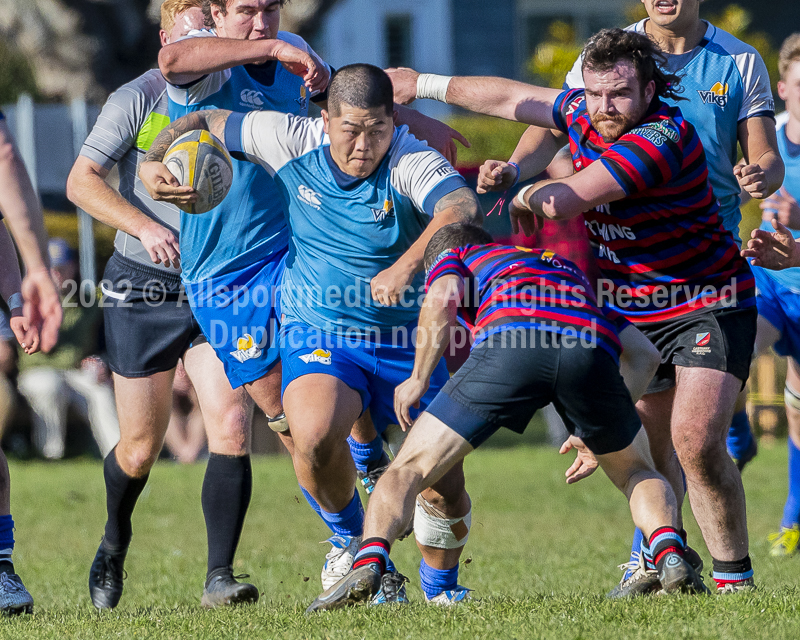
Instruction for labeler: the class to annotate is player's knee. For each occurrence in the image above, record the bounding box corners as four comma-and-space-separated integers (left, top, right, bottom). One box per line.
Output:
414, 493, 472, 550
676, 436, 726, 479
116, 439, 160, 476
205, 406, 250, 455
293, 429, 343, 472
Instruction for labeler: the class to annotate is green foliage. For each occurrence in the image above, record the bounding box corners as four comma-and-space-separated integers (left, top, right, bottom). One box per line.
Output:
0, 40, 39, 104
446, 116, 529, 168
3, 446, 800, 638
527, 20, 583, 89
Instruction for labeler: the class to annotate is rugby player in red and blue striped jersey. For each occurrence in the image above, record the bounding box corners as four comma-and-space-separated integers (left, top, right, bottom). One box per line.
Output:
306, 222, 708, 611
387, 27, 758, 592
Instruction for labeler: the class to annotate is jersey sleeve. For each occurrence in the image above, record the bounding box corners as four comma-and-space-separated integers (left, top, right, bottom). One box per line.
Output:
224, 110, 326, 174
599, 120, 685, 195
734, 47, 775, 121
551, 89, 585, 134
79, 72, 163, 170
389, 127, 468, 217
425, 249, 470, 292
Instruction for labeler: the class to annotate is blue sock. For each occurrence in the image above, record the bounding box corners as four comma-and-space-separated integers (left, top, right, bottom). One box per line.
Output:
300, 486, 324, 519
0, 515, 14, 570
419, 558, 458, 599
347, 435, 385, 474
726, 410, 754, 461
319, 491, 364, 537
781, 438, 800, 529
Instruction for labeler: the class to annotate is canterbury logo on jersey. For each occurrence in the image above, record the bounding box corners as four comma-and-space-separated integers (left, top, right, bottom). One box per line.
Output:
297, 185, 322, 209
240, 89, 265, 108
230, 334, 262, 363
697, 82, 729, 107
371, 199, 395, 222
299, 349, 332, 365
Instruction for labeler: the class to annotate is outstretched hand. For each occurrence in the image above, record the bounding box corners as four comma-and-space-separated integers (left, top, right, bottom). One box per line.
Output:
741, 218, 800, 270
559, 435, 599, 484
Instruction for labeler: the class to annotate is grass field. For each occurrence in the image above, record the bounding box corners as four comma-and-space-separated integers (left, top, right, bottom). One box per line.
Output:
3, 441, 800, 639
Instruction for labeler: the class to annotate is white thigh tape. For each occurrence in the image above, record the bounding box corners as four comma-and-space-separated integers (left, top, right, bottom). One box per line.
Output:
413, 495, 471, 549
786, 385, 800, 412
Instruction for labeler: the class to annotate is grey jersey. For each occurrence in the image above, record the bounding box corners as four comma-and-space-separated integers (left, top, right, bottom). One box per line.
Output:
79, 69, 181, 273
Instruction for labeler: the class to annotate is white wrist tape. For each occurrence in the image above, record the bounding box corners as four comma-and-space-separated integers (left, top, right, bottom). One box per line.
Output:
413, 494, 471, 549
514, 184, 535, 209
7, 293, 23, 311
267, 412, 289, 433
416, 74, 453, 103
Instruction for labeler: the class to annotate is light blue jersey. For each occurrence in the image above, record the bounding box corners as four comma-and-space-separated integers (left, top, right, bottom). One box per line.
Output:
757, 113, 800, 292
567, 20, 775, 245
224, 111, 468, 335
166, 30, 329, 284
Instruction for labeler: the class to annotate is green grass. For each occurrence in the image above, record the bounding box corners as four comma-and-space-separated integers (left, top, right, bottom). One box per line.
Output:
3, 443, 800, 639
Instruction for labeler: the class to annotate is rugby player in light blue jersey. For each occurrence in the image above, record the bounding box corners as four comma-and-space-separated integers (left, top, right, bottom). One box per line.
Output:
743, 35, 800, 558
139, 64, 482, 604
469, 0, 785, 596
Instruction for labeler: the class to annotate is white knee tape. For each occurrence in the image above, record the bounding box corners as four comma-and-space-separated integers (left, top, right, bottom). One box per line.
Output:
413, 495, 471, 549
786, 385, 800, 412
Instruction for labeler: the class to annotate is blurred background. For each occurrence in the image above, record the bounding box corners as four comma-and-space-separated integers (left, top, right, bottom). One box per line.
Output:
0, 0, 794, 458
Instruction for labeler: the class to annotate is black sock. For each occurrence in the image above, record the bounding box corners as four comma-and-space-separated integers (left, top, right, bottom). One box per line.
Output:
103, 448, 149, 549
648, 526, 685, 573
712, 555, 753, 587
202, 453, 252, 580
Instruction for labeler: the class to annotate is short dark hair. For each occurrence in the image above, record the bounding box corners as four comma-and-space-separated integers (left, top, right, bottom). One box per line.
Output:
581, 28, 684, 101
424, 223, 493, 271
327, 64, 394, 117
202, 0, 289, 28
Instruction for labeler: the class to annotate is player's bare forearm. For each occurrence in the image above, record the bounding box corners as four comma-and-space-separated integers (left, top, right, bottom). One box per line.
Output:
510, 126, 567, 182
527, 161, 626, 220
0, 224, 23, 303
67, 157, 159, 239
161, 37, 288, 84
412, 276, 462, 383
738, 116, 785, 199
0, 123, 49, 272
395, 188, 481, 275
446, 77, 561, 128
143, 110, 231, 163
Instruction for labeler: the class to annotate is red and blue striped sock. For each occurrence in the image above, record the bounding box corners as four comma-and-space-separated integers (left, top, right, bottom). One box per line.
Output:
649, 526, 685, 572
352, 537, 391, 574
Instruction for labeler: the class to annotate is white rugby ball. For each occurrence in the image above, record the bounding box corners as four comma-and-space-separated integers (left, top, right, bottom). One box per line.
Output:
163, 130, 233, 214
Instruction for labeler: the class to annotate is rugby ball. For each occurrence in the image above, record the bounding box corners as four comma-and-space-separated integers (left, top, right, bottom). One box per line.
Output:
163, 130, 233, 214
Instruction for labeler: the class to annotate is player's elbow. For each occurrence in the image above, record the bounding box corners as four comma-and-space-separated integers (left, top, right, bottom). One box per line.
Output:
0, 139, 18, 170
158, 45, 185, 82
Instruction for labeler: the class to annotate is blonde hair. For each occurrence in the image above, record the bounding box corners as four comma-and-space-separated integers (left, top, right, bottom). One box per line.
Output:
779, 33, 800, 80
160, 0, 203, 33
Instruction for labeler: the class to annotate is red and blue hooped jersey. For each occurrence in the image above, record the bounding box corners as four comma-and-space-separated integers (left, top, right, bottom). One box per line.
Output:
552, 89, 754, 323
425, 244, 628, 362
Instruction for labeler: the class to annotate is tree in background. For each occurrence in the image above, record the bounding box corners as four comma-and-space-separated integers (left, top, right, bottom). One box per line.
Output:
0, 40, 39, 104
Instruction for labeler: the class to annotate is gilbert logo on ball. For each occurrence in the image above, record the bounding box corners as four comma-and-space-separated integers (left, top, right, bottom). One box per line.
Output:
163, 130, 233, 214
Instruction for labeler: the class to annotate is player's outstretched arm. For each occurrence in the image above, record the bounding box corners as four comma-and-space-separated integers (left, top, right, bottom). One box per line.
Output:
67, 157, 180, 268
139, 109, 233, 206
394, 274, 463, 431
370, 187, 481, 306
160, 37, 328, 93
385, 68, 561, 127
0, 119, 61, 353
735, 116, 785, 200
742, 218, 800, 269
